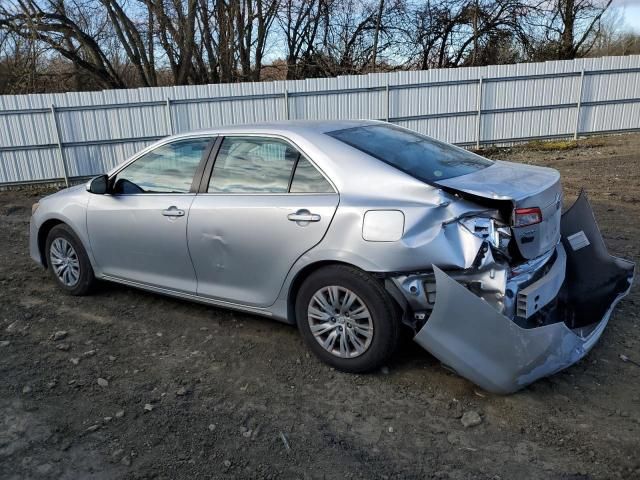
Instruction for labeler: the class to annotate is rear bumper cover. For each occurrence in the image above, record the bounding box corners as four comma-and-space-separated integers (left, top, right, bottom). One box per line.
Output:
411, 192, 635, 394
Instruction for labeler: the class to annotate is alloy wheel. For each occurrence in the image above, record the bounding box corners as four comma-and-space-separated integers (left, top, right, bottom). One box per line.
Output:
307, 286, 374, 358
49, 237, 80, 287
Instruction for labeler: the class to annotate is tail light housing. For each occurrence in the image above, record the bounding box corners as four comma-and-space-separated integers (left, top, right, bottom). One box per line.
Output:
513, 207, 542, 227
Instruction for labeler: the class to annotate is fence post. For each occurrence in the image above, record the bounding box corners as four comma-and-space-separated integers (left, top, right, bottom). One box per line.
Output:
475, 77, 483, 149
165, 98, 173, 135
50, 104, 70, 187
283, 89, 290, 120
385, 80, 390, 122
574, 70, 585, 140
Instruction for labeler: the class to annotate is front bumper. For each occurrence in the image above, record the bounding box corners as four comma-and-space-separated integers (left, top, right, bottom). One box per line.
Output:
402, 192, 635, 394
29, 216, 44, 267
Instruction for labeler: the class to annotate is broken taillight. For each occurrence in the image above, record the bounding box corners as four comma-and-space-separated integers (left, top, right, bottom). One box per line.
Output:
514, 207, 542, 227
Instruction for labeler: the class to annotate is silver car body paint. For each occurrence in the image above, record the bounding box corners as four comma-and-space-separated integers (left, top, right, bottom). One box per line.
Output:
362, 210, 405, 242
437, 160, 563, 259
187, 193, 339, 306
29, 120, 635, 393
414, 193, 634, 394
30, 184, 96, 268
87, 193, 199, 293
415, 257, 633, 394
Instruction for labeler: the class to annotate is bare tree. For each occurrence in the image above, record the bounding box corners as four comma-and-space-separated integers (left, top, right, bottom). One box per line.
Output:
524, 0, 613, 60
370, 0, 384, 70
0, 0, 621, 93
100, 0, 157, 86
0, 0, 126, 88
557, 0, 613, 59
232, 0, 279, 81
277, 0, 325, 79
146, 0, 198, 85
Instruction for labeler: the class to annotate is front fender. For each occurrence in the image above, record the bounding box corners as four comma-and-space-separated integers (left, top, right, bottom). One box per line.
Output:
29, 187, 95, 270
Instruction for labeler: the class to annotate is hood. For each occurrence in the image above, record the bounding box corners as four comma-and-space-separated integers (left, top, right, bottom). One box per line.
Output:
435, 160, 563, 260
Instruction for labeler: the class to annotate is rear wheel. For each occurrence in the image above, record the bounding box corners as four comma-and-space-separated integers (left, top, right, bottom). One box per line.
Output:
45, 224, 96, 296
295, 265, 400, 373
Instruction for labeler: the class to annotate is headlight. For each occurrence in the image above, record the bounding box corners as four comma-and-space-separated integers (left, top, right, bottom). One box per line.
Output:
31, 202, 40, 215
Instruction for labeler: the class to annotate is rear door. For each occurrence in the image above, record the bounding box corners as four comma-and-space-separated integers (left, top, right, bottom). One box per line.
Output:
187, 135, 339, 307
87, 137, 214, 293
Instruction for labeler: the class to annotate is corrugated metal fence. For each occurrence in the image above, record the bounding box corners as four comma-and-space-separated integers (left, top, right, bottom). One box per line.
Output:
1, 54, 640, 187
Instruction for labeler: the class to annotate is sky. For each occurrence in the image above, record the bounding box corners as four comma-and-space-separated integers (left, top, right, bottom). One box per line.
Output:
613, 0, 640, 32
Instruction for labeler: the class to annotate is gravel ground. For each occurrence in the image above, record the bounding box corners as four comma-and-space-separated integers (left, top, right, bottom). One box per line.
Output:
1, 133, 639, 480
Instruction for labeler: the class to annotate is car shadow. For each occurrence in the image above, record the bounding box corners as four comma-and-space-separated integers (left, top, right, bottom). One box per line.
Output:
91, 279, 442, 372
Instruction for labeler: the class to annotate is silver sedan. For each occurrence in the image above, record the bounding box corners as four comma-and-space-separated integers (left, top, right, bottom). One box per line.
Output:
29, 120, 634, 393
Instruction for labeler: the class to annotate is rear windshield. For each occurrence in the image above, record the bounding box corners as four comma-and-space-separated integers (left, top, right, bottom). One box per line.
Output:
326, 124, 492, 182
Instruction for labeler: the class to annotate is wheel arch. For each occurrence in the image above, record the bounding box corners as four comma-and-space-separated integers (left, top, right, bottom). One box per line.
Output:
37, 218, 65, 268
37, 218, 92, 270
286, 260, 389, 323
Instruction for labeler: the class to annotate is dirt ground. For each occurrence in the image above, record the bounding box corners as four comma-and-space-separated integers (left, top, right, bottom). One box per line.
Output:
1, 133, 639, 480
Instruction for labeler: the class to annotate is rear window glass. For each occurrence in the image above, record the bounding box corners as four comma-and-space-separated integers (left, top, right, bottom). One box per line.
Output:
326, 124, 492, 182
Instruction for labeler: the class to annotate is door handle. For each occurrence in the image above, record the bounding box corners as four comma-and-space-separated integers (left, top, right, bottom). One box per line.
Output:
162, 206, 185, 217
288, 210, 321, 223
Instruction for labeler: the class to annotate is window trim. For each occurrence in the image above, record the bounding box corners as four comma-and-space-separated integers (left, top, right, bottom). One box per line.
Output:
198, 133, 337, 196
286, 152, 301, 193
107, 135, 217, 196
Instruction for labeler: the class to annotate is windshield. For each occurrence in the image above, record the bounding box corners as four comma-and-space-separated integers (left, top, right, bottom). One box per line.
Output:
326, 124, 493, 183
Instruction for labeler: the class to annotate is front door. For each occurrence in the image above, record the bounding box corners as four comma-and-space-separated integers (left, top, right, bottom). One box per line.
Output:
87, 137, 213, 293
188, 135, 339, 307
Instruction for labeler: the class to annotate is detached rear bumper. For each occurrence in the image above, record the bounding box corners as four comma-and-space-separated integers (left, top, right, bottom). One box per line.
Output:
411, 192, 635, 394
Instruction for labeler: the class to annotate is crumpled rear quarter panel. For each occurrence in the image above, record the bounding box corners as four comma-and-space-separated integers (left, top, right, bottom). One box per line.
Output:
414, 192, 635, 394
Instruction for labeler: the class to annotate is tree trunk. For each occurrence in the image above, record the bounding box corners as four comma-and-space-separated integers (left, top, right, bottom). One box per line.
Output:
371, 0, 384, 72
559, 0, 576, 59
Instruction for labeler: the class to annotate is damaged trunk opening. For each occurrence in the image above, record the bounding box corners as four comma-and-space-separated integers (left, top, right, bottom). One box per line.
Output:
392, 192, 634, 394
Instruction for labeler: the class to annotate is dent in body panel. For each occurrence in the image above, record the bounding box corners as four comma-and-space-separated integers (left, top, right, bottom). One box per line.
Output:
311, 189, 491, 273
187, 194, 339, 307
411, 193, 635, 394
271, 186, 495, 322
436, 159, 563, 260
199, 231, 231, 272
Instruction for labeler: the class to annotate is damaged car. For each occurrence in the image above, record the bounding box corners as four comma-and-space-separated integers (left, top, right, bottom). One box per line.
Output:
29, 120, 634, 393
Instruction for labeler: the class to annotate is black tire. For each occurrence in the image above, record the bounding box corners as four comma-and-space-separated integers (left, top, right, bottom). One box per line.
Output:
295, 265, 400, 373
45, 224, 96, 296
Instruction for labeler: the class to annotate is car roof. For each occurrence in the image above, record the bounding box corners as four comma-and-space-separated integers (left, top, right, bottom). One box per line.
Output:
171, 119, 380, 137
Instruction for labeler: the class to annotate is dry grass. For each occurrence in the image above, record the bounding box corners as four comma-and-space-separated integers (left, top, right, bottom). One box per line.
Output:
474, 136, 608, 157
524, 139, 578, 151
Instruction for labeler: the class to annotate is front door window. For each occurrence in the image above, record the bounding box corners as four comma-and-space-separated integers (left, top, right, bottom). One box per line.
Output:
113, 138, 211, 194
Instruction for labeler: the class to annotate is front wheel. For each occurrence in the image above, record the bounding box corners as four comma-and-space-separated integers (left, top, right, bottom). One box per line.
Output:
45, 224, 96, 296
295, 265, 400, 373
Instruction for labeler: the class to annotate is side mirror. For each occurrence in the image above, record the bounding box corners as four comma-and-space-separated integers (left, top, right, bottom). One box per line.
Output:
86, 174, 109, 194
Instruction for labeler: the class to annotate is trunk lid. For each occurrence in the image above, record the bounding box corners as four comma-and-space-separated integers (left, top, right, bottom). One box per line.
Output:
436, 160, 562, 259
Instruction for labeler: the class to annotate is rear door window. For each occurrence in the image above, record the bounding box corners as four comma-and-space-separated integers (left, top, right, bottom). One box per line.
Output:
208, 137, 298, 193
